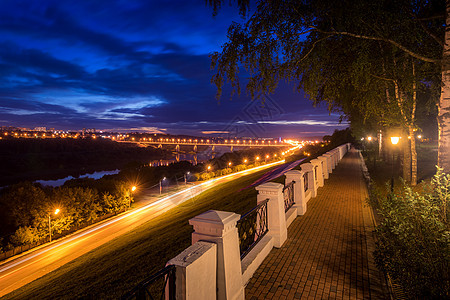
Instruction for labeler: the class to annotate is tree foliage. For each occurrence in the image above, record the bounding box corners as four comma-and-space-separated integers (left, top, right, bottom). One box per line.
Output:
371, 169, 450, 298
0, 180, 133, 249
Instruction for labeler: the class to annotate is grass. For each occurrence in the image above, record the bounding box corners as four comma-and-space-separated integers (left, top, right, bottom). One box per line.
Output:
3, 166, 280, 299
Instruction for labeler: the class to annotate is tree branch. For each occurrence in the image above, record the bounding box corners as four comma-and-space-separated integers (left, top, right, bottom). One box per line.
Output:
311, 27, 441, 64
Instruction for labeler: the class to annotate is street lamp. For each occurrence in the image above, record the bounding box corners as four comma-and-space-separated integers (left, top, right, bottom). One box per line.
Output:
184, 172, 190, 185
129, 186, 137, 208
49, 208, 60, 242
390, 136, 400, 192
207, 165, 212, 171
243, 159, 248, 164
228, 162, 232, 167
160, 177, 166, 194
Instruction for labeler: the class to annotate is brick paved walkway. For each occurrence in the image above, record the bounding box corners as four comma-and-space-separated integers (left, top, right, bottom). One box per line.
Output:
245, 149, 387, 299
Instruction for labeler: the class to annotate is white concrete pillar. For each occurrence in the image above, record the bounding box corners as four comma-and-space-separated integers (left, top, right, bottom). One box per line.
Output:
285, 170, 307, 215
189, 211, 244, 300
255, 182, 287, 248
338, 146, 344, 160
168, 241, 217, 300
318, 156, 329, 180
310, 158, 324, 187
323, 153, 333, 174
301, 163, 317, 198
329, 150, 338, 168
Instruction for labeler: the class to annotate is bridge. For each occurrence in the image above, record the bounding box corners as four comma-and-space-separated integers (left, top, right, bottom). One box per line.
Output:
120, 138, 289, 152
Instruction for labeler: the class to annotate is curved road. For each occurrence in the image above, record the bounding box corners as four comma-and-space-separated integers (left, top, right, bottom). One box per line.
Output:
0, 160, 285, 297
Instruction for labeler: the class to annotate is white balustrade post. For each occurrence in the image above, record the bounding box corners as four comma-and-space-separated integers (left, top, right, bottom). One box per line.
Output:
301, 163, 317, 198
285, 170, 307, 215
323, 153, 333, 175
189, 211, 244, 300
318, 156, 329, 180
310, 158, 324, 187
255, 182, 287, 248
329, 150, 337, 168
168, 241, 217, 300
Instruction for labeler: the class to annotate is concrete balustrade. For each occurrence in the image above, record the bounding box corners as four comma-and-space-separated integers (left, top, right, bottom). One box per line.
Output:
189, 211, 244, 300
285, 170, 307, 215
168, 241, 217, 300
318, 156, 329, 180
255, 182, 287, 248
301, 162, 317, 198
155, 144, 351, 300
322, 153, 333, 174
310, 158, 324, 188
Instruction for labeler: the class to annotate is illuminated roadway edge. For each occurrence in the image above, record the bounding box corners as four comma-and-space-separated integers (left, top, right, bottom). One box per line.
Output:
0, 159, 285, 279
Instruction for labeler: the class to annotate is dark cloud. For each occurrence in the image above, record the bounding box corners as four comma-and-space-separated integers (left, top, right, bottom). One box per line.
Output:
0, 0, 347, 137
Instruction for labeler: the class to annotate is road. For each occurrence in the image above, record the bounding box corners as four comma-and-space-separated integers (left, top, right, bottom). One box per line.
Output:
0, 160, 284, 298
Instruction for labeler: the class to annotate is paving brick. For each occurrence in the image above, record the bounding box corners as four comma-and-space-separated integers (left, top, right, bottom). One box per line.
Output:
245, 149, 388, 299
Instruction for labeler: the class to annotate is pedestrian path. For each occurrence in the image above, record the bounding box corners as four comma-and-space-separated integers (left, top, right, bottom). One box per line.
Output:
245, 149, 387, 299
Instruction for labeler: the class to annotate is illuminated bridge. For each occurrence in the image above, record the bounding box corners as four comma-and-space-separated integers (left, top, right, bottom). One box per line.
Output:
120, 138, 290, 152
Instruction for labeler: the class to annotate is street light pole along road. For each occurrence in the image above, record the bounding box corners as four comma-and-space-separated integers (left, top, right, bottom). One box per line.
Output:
0, 159, 285, 297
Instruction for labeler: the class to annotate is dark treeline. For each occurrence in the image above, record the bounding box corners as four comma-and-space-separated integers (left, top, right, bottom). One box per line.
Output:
0, 178, 132, 251
0, 138, 169, 186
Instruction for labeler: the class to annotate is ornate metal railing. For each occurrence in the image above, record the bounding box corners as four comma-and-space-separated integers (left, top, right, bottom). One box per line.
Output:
236, 199, 269, 259
314, 166, 318, 183
122, 264, 176, 300
283, 181, 295, 212
303, 172, 309, 192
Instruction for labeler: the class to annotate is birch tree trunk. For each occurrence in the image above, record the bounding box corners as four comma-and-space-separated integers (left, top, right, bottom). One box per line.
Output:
402, 131, 411, 183
411, 64, 417, 186
438, 1, 450, 173
410, 126, 417, 185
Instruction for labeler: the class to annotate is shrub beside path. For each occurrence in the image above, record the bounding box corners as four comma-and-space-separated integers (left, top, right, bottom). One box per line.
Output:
245, 148, 388, 299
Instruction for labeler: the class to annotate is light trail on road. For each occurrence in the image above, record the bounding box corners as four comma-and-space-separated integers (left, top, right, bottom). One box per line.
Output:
0, 159, 285, 297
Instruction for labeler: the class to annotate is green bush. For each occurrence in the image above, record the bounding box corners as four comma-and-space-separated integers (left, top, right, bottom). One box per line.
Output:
372, 168, 449, 298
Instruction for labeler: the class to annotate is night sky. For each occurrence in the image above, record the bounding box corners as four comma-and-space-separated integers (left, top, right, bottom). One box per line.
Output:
0, 0, 347, 138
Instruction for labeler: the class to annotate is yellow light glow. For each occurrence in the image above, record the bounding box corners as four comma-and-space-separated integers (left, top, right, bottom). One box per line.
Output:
54, 208, 60, 215
367, 136, 372, 141
391, 136, 400, 145
131, 186, 137, 192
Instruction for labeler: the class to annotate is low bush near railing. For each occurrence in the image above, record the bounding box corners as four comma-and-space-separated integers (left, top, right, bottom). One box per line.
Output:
370, 168, 449, 298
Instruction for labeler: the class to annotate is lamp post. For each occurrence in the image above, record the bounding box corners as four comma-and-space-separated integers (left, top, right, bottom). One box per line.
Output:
160, 177, 166, 194
129, 186, 136, 208
184, 172, 190, 185
390, 136, 400, 192
48, 208, 60, 242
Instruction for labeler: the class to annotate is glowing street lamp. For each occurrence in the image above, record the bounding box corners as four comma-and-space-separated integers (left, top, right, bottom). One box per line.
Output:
49, 208, 60, 242
228, 162, 232, 167
128, 185, 137, 208
184, 172, 190, 185
160, 177, 166, 194
367, 136, 372, 141
390, 136, 400, 145
243, 159, 248, 164
207, 165, 212, 171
